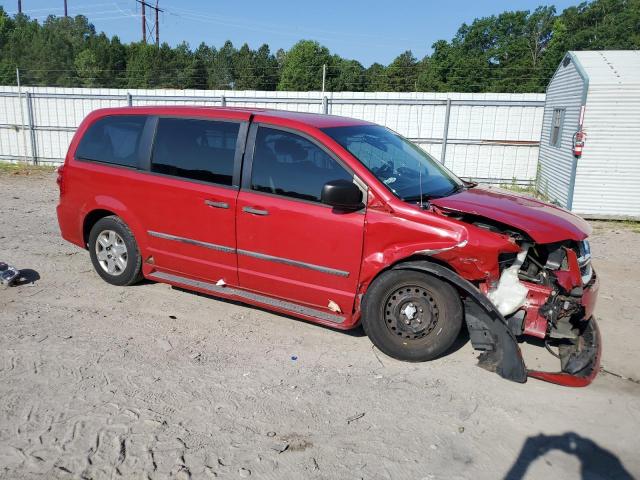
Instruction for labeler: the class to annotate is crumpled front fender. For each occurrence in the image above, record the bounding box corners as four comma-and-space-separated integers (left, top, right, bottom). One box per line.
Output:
392, 261, 528, 383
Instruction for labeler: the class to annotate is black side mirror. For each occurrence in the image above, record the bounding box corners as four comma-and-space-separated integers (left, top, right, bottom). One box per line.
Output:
321, 179, 363, 210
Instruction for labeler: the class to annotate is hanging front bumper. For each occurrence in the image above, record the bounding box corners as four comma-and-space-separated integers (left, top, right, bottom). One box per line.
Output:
528, 315, 602, 387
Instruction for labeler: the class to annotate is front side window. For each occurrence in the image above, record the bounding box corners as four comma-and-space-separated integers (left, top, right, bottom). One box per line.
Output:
323, 125, 462, 202
151, 118, 240, 185
76, 115, 146, 167
251, 127, 353, 202
550, 108, 565, 148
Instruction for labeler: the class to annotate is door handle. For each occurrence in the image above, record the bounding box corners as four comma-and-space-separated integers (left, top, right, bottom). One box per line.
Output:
242, 206, 269, 216
205, 199, 229, 209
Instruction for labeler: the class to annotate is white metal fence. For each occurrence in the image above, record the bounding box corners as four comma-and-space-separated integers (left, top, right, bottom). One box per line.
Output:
0, 87, 545, 185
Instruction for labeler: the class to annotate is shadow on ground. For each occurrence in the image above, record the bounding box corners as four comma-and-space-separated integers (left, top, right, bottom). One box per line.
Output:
505, 432, 634, 480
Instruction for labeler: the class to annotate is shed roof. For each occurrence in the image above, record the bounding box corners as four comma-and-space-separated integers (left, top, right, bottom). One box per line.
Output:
569, 50, 640, 86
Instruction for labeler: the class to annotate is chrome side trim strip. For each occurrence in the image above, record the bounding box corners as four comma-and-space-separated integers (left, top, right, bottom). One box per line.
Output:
147, 230, 235, 253
149, 271, 345, 324
237, 249, 350, 278
147, 230, 349, 277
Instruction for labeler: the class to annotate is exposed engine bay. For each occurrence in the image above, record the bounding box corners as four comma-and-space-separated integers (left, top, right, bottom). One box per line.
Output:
435, 211, 600, 386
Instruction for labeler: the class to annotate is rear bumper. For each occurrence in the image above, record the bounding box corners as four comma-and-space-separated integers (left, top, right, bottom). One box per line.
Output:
57, 202, 84, 248
527, 315, 602, 387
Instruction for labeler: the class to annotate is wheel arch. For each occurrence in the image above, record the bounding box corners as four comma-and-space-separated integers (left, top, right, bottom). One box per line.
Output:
83, 209, 117, 247
81, 197, 146, 252
366, 258, 528, 383
361, 254, 457, 298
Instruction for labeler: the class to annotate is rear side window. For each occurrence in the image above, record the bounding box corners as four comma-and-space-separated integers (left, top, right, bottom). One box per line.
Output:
151, 118, 240, 186
76, 115, 146, 167
251, 127, 353, 202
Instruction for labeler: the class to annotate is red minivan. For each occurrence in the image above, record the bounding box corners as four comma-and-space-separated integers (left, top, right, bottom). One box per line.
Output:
57, 107, 600, 386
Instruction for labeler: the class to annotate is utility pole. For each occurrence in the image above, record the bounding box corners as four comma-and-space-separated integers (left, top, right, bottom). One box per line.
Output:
321, 64, 326, 95
135, 0, 162, 46
64, 0, 68, 17
17, 0, 22, 14
141, 0, 146, 43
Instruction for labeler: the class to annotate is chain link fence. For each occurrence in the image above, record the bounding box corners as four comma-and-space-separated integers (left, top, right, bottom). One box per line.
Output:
0, 87, 545, 185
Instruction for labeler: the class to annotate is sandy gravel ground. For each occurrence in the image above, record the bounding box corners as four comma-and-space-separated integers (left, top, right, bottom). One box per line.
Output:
1, 170, 639, 480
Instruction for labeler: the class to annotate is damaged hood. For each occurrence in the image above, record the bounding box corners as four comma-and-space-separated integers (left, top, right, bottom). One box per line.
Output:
431, 186, 591, 243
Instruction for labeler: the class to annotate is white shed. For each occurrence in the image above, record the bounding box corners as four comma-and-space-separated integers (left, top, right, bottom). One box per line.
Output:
537, 50, 640, 219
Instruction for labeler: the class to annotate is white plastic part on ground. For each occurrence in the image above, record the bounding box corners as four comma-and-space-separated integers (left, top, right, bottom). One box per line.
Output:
488, 246, 530, 316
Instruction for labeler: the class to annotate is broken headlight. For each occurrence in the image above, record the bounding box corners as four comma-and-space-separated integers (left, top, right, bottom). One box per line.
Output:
577, 240, 592, 285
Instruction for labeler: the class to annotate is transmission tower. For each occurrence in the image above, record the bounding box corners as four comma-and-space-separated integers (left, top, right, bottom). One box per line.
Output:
135, 0, 162, 46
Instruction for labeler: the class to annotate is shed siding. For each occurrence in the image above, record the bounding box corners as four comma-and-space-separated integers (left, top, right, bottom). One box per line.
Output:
572, 84, 640, 217
537, 59, 585, 208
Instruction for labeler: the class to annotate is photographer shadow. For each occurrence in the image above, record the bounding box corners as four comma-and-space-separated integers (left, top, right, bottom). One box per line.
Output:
505, 432, 633, 480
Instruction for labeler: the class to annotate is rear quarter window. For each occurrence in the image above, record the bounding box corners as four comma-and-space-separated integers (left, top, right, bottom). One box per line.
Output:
75, 115, 147, 168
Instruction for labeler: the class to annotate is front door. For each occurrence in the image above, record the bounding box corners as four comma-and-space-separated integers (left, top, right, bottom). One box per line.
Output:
236, 124, 366, 315
136, 116, 247, 285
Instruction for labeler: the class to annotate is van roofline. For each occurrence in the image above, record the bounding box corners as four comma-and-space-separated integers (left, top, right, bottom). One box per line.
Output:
86, 105, 374, 129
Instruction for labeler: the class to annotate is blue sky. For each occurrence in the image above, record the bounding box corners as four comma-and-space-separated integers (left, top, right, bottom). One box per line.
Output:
1, 0, 578, 65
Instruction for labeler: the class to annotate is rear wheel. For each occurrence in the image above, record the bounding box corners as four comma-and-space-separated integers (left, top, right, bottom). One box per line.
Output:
362, 269, 463, 362
88, 216, 142, 286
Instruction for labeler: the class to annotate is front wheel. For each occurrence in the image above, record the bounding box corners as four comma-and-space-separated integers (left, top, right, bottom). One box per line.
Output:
362, 269, 463, 362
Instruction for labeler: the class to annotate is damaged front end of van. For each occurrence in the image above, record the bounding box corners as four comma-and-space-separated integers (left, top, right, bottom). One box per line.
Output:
426, 187, 601, 387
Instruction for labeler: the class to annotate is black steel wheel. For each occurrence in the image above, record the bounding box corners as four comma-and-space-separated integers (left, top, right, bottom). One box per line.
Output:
383, 284, 440, 340
362, 269, 463, 362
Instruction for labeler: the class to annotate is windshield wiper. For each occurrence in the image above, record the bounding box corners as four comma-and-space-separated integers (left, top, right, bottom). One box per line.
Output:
443, 184, 466, 196
402, 193, 441, 204
403, 184, 465, 204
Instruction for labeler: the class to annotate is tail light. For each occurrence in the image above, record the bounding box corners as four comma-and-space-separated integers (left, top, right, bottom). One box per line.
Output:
56, 165, 65, 195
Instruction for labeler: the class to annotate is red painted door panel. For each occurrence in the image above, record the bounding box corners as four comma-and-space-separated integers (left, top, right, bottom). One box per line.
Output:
235, 191, 364, 312
135, 175, 239, 284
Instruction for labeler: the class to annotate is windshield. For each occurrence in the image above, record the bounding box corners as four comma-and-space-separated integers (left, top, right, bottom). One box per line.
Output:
322, 125, 463, 202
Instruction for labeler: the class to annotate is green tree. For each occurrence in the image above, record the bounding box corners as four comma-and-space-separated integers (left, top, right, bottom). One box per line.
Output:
75, 49, 100, 87
278, 40, 331, 91
2, 0, 639, 93
194, 42, 215, 89
125, 42, 159, 88
233, 43, 257, 90
209, 41, 236, 89
385, 51, 418, 91
0, 8, 16, 84
254, 44, 279, 90
330, 58, 365, 91
364, 63, 387, 91
544, 0, 640, 74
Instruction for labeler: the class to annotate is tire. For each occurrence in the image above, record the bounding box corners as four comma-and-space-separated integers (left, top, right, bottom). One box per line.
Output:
88, 215, 143, 286
362, 269, 463, 362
